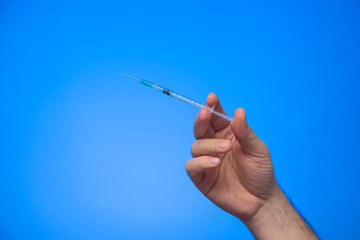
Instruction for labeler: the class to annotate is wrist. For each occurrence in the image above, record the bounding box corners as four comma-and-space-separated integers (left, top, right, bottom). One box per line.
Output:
243, 185, 318, 240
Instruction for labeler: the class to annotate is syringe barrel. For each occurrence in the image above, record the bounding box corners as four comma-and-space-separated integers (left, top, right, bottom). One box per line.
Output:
146, 81, 233, 122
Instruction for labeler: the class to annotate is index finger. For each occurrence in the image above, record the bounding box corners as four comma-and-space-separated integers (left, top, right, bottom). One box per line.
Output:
205, 93, 230, 132
193, 107, 215, 139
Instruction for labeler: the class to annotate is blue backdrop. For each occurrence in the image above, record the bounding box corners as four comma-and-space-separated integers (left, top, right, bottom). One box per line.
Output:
1, 0, 360, 239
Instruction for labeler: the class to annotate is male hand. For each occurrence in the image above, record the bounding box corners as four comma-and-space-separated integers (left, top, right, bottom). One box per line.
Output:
185, 93, 318, 240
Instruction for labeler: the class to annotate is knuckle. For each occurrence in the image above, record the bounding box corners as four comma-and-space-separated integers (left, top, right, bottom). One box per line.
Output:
190, 141, 198, 156
193, 129, 199, 139
185, 160, 191, 172
260, 142, 270, 156
247, 126, 253, 136
248, 127, 257, 139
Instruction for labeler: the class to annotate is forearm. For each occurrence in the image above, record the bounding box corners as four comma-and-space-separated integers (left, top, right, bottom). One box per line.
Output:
242, 185, 318, 240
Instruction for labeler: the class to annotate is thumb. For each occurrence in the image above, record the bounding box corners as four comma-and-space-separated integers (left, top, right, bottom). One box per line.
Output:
231, 108, 269, 157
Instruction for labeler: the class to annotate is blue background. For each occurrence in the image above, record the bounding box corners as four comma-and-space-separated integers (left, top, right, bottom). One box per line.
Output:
1, 0, 360, 239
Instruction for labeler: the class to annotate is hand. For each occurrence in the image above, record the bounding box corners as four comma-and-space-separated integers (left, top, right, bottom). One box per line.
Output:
185, 93, 318, 239
186, 93, 276, 222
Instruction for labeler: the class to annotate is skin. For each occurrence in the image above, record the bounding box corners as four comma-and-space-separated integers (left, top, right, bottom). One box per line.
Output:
185, 93, 318, 240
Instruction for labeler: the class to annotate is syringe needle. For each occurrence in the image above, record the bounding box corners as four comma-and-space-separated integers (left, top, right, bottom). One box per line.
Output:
121, 73, 142, 82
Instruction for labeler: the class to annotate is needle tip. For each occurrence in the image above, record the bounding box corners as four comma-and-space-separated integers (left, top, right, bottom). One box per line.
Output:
122, 73, 142, 82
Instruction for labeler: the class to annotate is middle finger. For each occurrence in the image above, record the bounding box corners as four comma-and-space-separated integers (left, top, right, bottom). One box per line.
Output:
191, 138, 232, 158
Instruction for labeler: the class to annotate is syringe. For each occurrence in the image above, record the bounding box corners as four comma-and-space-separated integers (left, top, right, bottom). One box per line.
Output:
122, 73, 233, 122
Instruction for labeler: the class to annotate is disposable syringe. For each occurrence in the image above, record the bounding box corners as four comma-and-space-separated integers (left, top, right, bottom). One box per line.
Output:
122, 73, 232, 122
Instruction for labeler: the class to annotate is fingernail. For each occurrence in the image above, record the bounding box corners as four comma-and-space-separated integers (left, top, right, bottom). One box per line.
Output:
209, 157, 220, 164
217, 140, 229, 149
